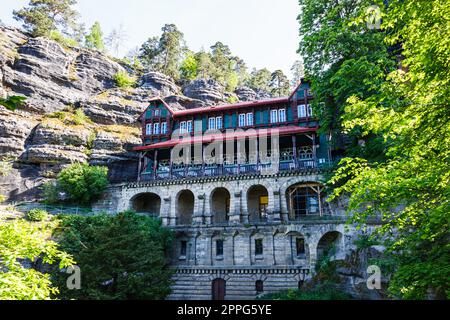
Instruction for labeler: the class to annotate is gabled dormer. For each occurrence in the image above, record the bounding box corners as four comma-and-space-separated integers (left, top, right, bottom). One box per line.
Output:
138, 98, 174, 146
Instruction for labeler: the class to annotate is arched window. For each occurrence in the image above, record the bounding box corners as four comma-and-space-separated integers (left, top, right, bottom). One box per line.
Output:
211, 188, 231, 224
247, 185, 269, 222
177, 190, 195, 225
255, 280, 264, 294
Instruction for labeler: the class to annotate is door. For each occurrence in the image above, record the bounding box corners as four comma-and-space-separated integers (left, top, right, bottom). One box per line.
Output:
212, 278, 226, 300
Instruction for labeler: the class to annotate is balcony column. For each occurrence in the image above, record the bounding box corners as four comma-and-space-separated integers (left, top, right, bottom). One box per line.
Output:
153, 150, 158, 178
292, 135, 298, 169
137, 152, 143, 181
312, 134, 317, 167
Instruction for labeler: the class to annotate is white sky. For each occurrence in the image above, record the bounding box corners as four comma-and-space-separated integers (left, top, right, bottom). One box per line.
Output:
1, 0, 301, 76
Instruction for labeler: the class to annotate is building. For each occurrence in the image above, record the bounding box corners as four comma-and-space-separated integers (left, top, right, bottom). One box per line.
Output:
96, 82, 369, 300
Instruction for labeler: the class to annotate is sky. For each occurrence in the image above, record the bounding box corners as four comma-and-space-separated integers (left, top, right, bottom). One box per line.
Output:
0, 0, 301, 77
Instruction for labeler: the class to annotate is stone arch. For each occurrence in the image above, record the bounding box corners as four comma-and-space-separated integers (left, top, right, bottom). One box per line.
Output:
317, 231, 344, 261
247, 185, 269, 222
285, 182, 324, 220
130, 192, 161, 216
176, 189, 195, 225
210, 187, 231, 224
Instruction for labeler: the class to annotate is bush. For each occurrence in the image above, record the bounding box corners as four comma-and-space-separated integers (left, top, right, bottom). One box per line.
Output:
113, 71, 136, 88
57, 163, 108, 205
41, 181, 60, 204
49, 30, 79, 48
52, 211, 174, 300
26, 209, 48, 222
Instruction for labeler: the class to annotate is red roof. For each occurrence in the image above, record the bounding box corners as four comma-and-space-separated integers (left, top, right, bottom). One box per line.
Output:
171, 97, 289, 118
133, 126, 318, 151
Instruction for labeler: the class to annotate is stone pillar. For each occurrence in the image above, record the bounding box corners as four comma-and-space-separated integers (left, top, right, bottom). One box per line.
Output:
280, 188, 289, 222
308, 242, 318, 272
193, 193, 205, 225
160, 195, 171, 226
229, 191, 242, 224
268, 189, 281, 222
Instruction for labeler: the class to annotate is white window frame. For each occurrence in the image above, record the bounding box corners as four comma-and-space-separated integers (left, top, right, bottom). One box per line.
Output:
180, 121, 187, 134
270, 109, 278, 123
239, 114, 246, 127
145, 123, 152, 135
246, 113, 253, 126
187, 120, 193, 133
278, 109, 286, 122
298, 104, 307, 118
154, 109, 160, 117
216, 116, 223, 129
153, 122, 160, 135
208, 117, 216, 130
307, 104, 313, 117
161, 122, 167, 134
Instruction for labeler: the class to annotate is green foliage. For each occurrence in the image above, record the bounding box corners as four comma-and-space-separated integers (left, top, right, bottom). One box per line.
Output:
49, 30, 79, 47
52, 211, 174, 300
324, 0, 450, 299
247, 68, 271, 93
0, 96, 27, 111
269, 69, 291, 97
41, 181, 60, 204
13, 0, 80, 37
258, 283, 351, 300
57, 163, 108, 205
85, 21, 105, 51
0, 217, 74, 300
46, 107, 92, 126
26, 209, 48, 222
297, 0, 396, 153
179, 51, 198, 80
113, 71, 136, 88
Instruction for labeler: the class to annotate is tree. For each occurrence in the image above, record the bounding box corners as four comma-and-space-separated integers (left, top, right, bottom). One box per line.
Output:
106, 24, 127, 56
53, 211, 174, 300
325, 0, 450, 299
0, 217, 74, 300
195, 50, 214, 79
85, 21, 105, 51
248, 68, 272, 93
138, 24, 185, 80
297, 0, 396, 159
57, 163, 108, 205
180, 51, 198, 80
270, 70, 291, 97
13, 0, 80, 37
291, 59, 305, 86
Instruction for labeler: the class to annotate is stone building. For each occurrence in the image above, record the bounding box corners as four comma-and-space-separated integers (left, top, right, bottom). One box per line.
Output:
95, 81, 371, 300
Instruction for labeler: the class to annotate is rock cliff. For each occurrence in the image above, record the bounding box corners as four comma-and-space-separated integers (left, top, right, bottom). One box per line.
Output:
0, 26, 270, 201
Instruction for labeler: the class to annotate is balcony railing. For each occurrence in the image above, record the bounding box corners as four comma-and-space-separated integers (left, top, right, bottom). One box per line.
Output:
139, 158, 332, 182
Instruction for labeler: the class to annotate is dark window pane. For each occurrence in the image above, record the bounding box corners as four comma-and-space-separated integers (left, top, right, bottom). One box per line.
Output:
296, 238, 305, 256
256, 280, 264, 293
255, 239, 263, 255
180, 240, 187, 256
216, 240, 224, 256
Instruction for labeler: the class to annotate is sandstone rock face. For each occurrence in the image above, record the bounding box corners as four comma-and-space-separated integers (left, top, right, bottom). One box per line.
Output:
234, 86, 258, 101
182, 79, 226, 106
139, 71, 180, 96
0, 110, 37, 156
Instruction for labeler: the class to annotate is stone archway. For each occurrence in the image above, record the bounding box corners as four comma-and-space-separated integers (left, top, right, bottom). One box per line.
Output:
317, 231, 343, 261
211, 187, 231, 224
176, 190, 195, 225
130, 193, 161, 216
247, 185, 269, 222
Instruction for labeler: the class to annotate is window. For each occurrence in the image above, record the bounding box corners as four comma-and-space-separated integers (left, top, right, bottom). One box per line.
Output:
307, 104, 313, 117
255, 280, 264, 293
246, 113, 254, 126
154, 109, 160, 117
298, 280, 305, 290
209, 117, 216, 130
278, 109, 286, 122
255, 239, 263, 256
296, 238, 306, 256
180, 121, 187, 134
216, 117, 223, 129
270, 109, 278, 123
145, 123, 152, 135
187, 120, 193, 133
161, 122, 168, 134
298, 104, 307, 118
180, 240, 187, 257
153, 122, 160, 135
239, 113, 246, 127
216, 240, 224, 256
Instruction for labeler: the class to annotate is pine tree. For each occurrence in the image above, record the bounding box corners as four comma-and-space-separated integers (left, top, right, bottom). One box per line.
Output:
85, 21, 105, 52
